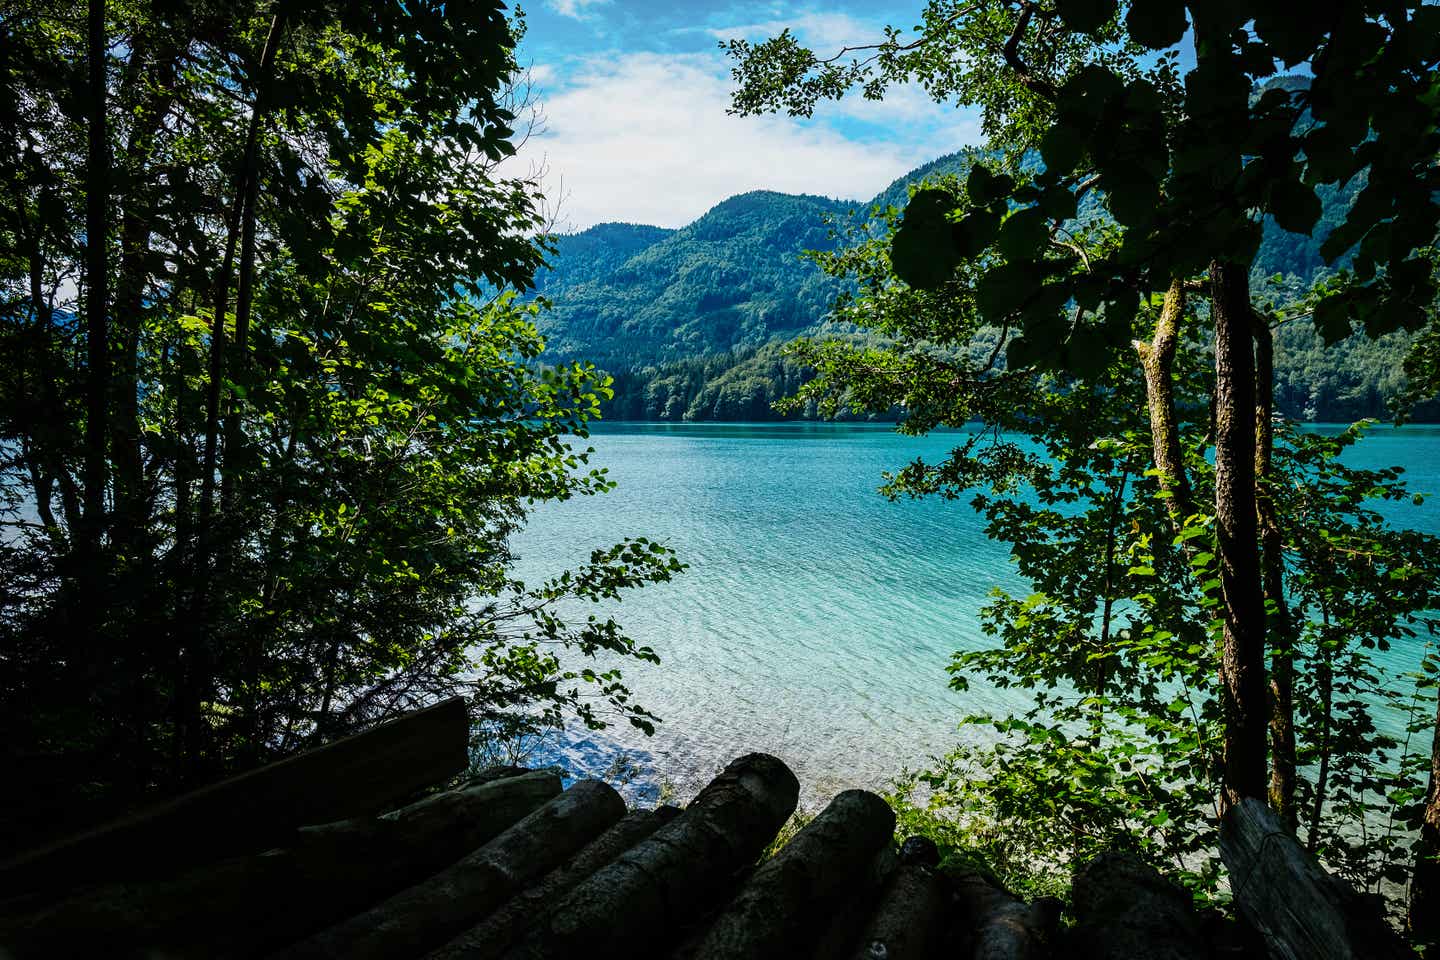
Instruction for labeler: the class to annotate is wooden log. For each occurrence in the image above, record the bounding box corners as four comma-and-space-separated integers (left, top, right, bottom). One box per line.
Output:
685, 789, 896, 960
503, 752, 800, 959
846, 860, 948, 960
0, 696, 470, 896
1219, 797, 1412, 960
425, 809, 668, 960
0, 770, 562, 959
273, 778, 626, 960
1065, 851, 1205, 960
807, 846, 897, 960
953, 871, 1061, 960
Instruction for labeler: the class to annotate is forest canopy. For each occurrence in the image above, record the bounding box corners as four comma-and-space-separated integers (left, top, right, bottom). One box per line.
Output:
0, 0, 678, 828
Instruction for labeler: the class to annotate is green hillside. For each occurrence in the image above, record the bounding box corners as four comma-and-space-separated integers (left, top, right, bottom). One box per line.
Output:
535, 191, 851, 368
533, 150, 1435, 422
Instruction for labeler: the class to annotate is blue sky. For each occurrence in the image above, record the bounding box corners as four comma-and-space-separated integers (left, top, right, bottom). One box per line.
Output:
507, 0, 984, 230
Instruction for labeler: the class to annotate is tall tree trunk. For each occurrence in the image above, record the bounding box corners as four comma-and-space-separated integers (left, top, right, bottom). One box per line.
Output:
1211, 259, 1268, 811
108, 47, 178, 574
1253, 318, 1297, 830
1093, 467, 1130, 734
1305, 618, 1333, 853
222, 10, 287, 515
1411, 685, 1440, 947
82, 0, 110, 602
1134, 279, 1195, 534
185, 10, 289, 773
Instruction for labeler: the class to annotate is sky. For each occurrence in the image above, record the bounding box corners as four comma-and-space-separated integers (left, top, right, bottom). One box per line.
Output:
504, 0, 985, 231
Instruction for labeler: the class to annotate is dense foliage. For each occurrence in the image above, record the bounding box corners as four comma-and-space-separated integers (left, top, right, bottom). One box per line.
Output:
0, 0, 677, 826
725, 0, 1440, 942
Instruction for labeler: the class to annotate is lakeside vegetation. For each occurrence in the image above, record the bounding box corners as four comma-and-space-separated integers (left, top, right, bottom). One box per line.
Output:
4, 0, 1440, 954
722, 0, 1440, 945
0, 1, 678, 835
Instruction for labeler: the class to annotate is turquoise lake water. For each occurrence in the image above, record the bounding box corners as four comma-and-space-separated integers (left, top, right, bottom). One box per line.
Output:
510, 422, 1440, 804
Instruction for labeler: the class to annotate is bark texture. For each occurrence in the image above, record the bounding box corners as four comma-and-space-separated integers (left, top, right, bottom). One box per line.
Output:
953, 871, 1060, 960
504, 753, 799, 959
275, 779, 626, 960
1220, 797, 1410, 960
1066, 852, 1206, 960
846, 860, 947, 960
424, 809, 667, 960
0, 771, 560, 958
1135, 278, 1195, 533
1411, 691, 1440, 946
685, 789, 896, 960
1254, 318, 1297, 830
1211, 259, 1268, 809
0, 696, 470, 896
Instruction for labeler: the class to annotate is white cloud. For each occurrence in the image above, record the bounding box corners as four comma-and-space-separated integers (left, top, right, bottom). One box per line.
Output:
709, 11, 883, 51
510, 51, 979, 230
548, 0, 611, 21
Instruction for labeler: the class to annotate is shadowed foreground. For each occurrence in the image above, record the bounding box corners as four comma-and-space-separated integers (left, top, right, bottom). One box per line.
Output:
0, 699, 1411, 959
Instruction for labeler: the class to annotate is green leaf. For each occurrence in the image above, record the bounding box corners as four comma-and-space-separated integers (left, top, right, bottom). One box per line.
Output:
1313, 294, 1353, 345
1269, 177, 1323, 235
967, 165, 1015, 206
1125, 0, 1187, 49
1039, 183, 1079, 221
1040, 125, 1086, 175
1056, 0, 1117, 34
953, 209, 1002, 258
891, 189, 962, 290
978, 261, 1034, 322
998, 207, 1051, 261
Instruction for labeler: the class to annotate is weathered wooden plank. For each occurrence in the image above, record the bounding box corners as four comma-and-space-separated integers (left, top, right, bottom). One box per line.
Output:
0, 696, 470, 896
1219, 797, 1412, 960
0, 770, 560, 959
504, 752, 801, 960
274, 778, 626, 960
685, 789, 896, 960
1065, 851, 1205, 960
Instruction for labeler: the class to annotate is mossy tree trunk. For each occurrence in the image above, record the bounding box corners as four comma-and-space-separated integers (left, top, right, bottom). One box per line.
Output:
1211, 259, 1268, 810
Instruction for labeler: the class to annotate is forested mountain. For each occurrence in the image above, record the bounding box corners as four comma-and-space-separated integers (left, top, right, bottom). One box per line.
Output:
534, 146, 1436, 422
534, 192, 850, 367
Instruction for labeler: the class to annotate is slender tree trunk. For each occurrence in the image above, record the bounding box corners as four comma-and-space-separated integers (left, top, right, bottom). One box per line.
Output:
1134, 279, 1195, 534
82, 0, 110, 601
26, 232, 81, 530
223, 10, 287, 515
1411, 685, 1440, 946
1211, 259, 1268, 811
1094, 467, 1130, 734
1306, 625, 1333, 853
1253, 318, 1297, 830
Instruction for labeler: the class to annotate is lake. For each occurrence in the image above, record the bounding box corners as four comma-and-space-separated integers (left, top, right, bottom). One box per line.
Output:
510, 421, 1440, 805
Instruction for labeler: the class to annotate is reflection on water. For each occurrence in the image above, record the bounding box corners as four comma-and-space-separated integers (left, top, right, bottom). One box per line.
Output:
509, 421, 1440, 805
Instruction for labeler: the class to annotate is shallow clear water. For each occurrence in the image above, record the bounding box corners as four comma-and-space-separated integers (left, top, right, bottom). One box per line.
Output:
509, 422, 1440, 804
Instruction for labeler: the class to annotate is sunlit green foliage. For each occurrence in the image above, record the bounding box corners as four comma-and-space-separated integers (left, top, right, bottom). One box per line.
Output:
0, 0, 677, 807
725, 0, 1440, 926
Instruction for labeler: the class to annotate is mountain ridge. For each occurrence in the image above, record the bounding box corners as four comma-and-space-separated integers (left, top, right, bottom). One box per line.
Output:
532, 147, 1435, 422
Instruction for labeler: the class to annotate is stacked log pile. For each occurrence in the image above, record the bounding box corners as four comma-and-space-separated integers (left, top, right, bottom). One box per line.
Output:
0, 699, 1413, 959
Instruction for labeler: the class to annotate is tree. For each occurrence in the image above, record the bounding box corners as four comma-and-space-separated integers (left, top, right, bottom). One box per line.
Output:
727, 0, 1440, 917
0, 0, 678, 812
